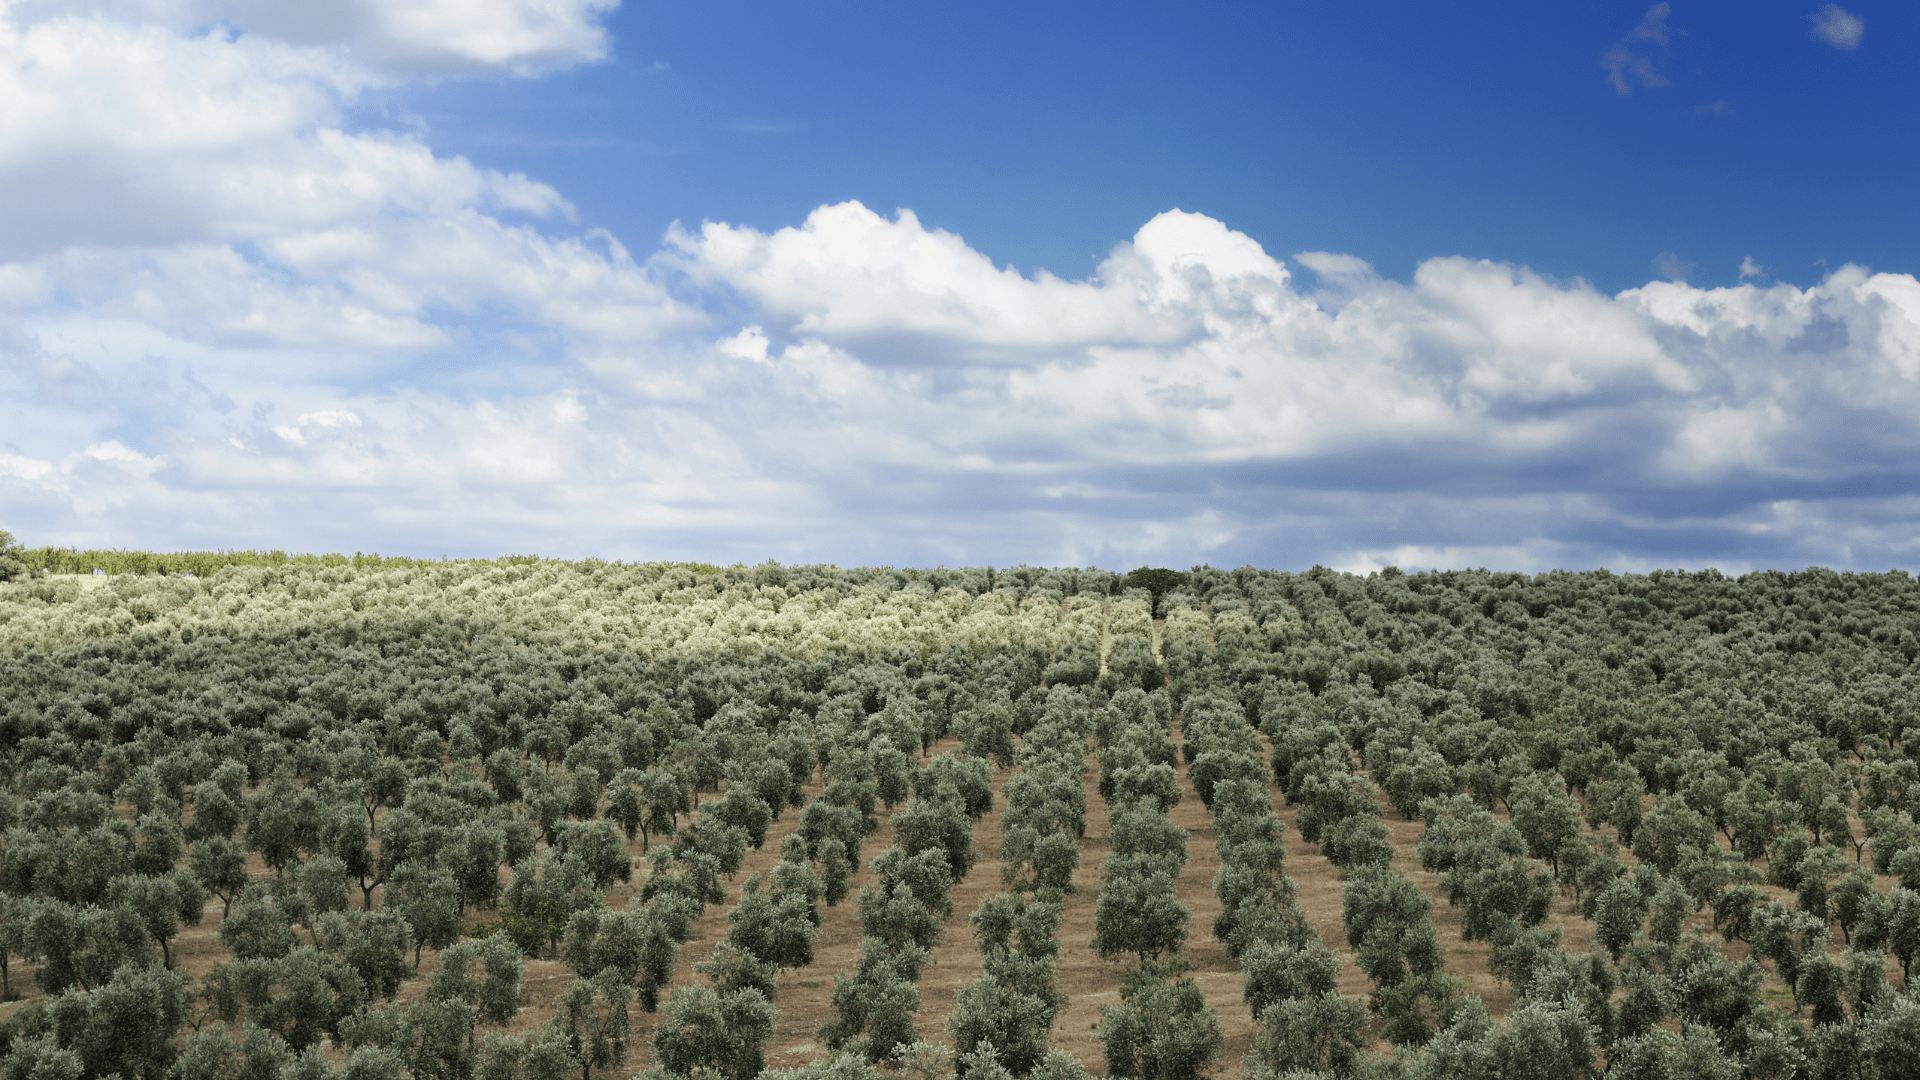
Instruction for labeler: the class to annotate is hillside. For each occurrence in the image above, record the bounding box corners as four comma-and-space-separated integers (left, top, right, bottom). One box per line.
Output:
2, 559, 1918, 1079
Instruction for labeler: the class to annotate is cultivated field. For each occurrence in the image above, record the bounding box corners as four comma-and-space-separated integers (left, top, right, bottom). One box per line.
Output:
2, 554, 1917, 1079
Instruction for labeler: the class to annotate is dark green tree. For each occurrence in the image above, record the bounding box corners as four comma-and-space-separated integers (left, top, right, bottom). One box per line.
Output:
693, 942, 778, 1002
1341, 866, 1444, 1000
45, 962, 191, 1080
1240, 938, 1341, 1020
316, 908, 415, 1001
549, 973, 633, 1080
819, 939, 923, 1065
948, 975, 1052, 1078
202, 948, 368, 1051
430, 937, 527, 1032
1098, 970, 1222, 1080
890, 794, 977, 881
106, 871, 207, 969
651, 986, 777, 1080
386, 863, 463, 968
1246, 993, 1368, 1077
1093, 858, 1188, 963
726, 875, 820, 972
22, 900, 152, 994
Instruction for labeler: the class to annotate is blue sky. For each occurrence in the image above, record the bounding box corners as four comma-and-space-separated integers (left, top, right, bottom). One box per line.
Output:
2, 1, 1917, 573
402, 1, 1915, 295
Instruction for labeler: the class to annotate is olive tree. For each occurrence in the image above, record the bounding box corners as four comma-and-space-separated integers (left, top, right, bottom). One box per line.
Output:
1341, 866, 1445, 1023
999, 827, 1078, 899
1246, 993, 1369, 1077
429, 936, 526, 1032
819, 940, 924, 1065
387, 863, 463, 968
1093, 858, 1189, 963
1240, 938, 1341, 1020
106, 870, 207, 969
549, 973, 633, 1080
694, 942, 779, 1001
948, 975, 1052, 1078
560, 907, 678, 1011
24, 898, 151, 994
890, 794, 977, 881
971, 894, 1063, 1021
201, 948, 369, 1051
727, 874, 820, 972
46, 962, 191, 1080
651, 986, 777, 1080
1099, 973, 1222, 1080
190, 838, 250, 919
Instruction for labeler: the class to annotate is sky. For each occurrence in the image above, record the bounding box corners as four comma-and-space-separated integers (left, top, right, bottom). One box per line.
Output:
1, 0, 1917, 574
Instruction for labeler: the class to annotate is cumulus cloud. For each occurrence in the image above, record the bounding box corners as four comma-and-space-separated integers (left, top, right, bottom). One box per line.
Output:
26, 189, 1920, 570
0, 6, 583, 288
1809, 4, 1864, 50
0, 0, 691, 391
661, 202, 1242, 361
6, 1, 1920, 572
4, 0, 617, 75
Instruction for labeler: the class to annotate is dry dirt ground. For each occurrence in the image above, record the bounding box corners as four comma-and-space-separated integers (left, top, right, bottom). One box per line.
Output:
0, 718, 1886, 1077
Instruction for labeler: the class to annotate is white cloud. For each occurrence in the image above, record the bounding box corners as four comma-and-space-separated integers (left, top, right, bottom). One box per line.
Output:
19, 183, 1920, 568
273, 410, 361, 446
1627, 3, 1673, 48
5, 0, 618, 75
663, 202, 1207, 358
1809, 4, 1864, 51
1334, 542, 1564, 577
1602, 3, 1674, 96
1739, 256, 1764, 280
7, 1, 1920, 572
0, 9, 581, 280
718, 326, 770, 363
1652, 251, 1694, 282
1294, 251, 1375, 283
1660, 402, 1790, 477
0, 452, 54, 480
80, 441, 158, 467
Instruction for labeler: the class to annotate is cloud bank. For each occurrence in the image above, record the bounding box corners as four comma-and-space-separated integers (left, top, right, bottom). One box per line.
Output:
3, 4, 1919, 573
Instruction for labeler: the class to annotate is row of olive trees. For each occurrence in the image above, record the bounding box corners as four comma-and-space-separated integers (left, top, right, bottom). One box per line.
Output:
818, 756, 986, 1063
571, 672, 1002, 1080
1155, 685, 1370, 1080
935, 685, 1094, 1079
1085, 686, 1222, 1080
1165, 571, 1920, 1078
16, 548, 1920, 1079
1263, 693, 1457, 1050
0, 626, 948, 1080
